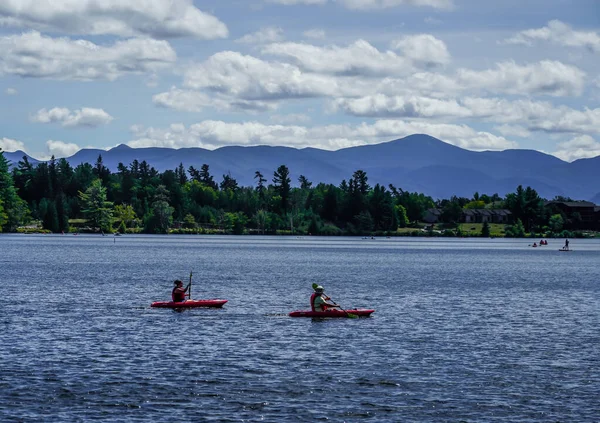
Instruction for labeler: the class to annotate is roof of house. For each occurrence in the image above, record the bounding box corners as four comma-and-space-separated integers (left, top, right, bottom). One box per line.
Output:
462, 208, 511, 215
546, 201, 596, 208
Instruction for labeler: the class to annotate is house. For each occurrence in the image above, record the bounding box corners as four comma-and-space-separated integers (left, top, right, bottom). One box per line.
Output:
423, 208, 443, 223
462, 209, 512, 224
545, 201, 597, 227
422, 208, 512, 224
490, 209, 513, 224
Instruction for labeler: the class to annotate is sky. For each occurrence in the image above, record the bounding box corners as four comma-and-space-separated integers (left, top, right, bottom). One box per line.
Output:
0, 0, 599, 162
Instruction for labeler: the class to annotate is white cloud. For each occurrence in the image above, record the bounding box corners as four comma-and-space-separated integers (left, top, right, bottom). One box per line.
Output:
504, 20, 600, 53
391, 34, 450, 67
0, 137, 26, 152
127, 119, 515, 151
153, 87, 278, 112
270, 113, 312, 124
456, 60, 586, 97
553, 135, 600, 162
45, 140, 83, 158
334, 94, 600, 136
493, 124, 531, 138
268, 0, 452, 7
0, 31, 176, 81
332, 94, 470, 118
262, 39, 413, 76
5, 88, 17, 95
0, 0, 228, 39
337, 0, 454, 10
236, 27, 284, 44
32, 107, 114, 128
303, 29, 326, 39
267, 0, 327, 4
183, 51, 340, 99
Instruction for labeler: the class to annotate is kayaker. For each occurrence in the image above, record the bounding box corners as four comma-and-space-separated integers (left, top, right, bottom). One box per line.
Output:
311, 285, 341, 312
172, 280, 190, 302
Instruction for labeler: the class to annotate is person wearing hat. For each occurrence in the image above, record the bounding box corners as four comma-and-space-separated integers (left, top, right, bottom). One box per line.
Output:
311, 285, 341, 312
172, 280, 190, 302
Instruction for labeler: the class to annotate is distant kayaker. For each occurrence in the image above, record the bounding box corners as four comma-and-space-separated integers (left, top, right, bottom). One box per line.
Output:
311, 285, 341, 312
172, 280, 190, 302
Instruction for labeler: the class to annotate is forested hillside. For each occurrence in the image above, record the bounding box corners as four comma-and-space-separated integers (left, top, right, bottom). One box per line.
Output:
0, 149, 594, 237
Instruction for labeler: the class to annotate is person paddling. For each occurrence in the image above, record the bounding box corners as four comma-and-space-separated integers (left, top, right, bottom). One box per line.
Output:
564, 238, 569, 250
172, 280, 190, 302
311, 285, 341, 312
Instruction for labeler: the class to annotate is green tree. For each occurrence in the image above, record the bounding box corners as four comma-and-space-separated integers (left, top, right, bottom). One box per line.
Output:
220, 172, 239, 192
481, 221, 490, 237
321, 184, 340, 223
0, 149, 29, 231
549, 214, 564, 233
464, 200, 486, 209
199, 164, 218, 190
79, 179, 114, 232
396, 204, 409, 228
506, 218, 526, 238
440, 197, 462, 225
298, 175, 312, 190
224, 211, 247, 235
0, 198, 7, 231
272, 165, 291, 214
183, 213, 197, 229
254, 209, 269, 234
114, 204, 137, 228
145, 185, 174, 234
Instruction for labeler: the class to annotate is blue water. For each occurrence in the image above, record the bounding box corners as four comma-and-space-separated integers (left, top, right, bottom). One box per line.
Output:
1, 235, 598, 422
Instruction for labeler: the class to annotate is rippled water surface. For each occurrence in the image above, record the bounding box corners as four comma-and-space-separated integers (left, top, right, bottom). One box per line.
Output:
1, 234, 599, 422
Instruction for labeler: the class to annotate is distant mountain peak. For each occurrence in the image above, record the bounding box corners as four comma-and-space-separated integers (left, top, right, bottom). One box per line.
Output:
109, 144, 132, 151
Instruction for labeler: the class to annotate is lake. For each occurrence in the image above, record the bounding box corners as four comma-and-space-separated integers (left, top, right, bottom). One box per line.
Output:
1, 234, 598, 422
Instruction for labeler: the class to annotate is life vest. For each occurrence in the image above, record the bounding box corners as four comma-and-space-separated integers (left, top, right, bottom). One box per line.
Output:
172, 287, 186, 302
311, 293, 328, 312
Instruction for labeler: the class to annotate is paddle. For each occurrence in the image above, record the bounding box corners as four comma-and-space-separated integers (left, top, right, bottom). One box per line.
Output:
188, 271, 193, 299
311, 283, 358, 318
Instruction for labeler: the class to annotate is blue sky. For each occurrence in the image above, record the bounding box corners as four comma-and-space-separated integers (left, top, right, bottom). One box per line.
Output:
0, 0, 599, 161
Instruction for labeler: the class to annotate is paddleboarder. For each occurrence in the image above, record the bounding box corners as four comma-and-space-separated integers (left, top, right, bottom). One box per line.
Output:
172, 280, 190, 302
311, 285, 341, 312
564, 238, 569, 251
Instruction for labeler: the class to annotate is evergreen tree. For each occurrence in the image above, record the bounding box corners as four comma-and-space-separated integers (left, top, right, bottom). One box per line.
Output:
176, 163, 188, 185
79, 179, 114, 232
220, 172, 239, 191
272, 165, 291, 214
144, 185, 174, 234
0, 197, 7, 231
298, 175, 312, 189
200, 164, 218, 190
481, 221, 490, 237
0, 149, 28, 231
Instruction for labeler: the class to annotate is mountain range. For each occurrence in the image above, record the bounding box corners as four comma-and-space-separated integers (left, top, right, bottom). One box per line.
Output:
4, 134, 600, 201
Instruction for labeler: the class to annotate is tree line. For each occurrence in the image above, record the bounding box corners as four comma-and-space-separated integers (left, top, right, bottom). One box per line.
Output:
0, 149, 591, 236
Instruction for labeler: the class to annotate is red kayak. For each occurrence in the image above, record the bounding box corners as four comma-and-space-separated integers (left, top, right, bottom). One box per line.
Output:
151, 299, 228, 308
289, 309, 374, 318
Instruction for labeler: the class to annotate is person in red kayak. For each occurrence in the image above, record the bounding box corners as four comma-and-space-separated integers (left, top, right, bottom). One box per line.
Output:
311, 285, 341, 312
172, 280, 190, 302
